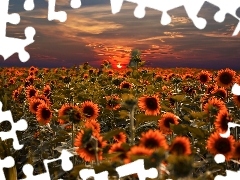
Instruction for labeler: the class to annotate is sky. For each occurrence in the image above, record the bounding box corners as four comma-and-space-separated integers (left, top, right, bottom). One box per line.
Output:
0, 0, 240, 69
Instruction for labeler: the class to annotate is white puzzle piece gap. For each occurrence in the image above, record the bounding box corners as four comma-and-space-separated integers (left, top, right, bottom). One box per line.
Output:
0, 0, 36, 62
110, 0, 240, 36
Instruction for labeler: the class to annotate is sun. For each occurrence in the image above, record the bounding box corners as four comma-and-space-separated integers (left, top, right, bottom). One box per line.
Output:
117, 63, 122, 68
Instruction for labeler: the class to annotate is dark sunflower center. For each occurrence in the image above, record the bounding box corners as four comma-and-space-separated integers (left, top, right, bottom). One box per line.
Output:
235, 145, 240, 155
107, 99, 118, 107
63, 107, 73, 116
216, 90, 226, 98
145, 97, 158, 110
220, 115, 229, 131
83, 106, 94, 117
29, 89, 36, 97
163, 118, 175, 128
122, 83, 130, 88
215, 138, 231, 154
41, 108, 51, 120
144, 138, 160, 149
170, 142, 186, 155
219, 72, 233, 85
200, 74, 208, 83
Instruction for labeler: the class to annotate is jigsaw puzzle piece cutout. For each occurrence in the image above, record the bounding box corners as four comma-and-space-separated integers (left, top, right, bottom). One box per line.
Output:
0, 102, 28, 150
0, 156, 15, 180
182, 0, 207, 29
110, 0, 188, 25
207, 0, 240, 36
24, 0, 35, 11
116, 159, 158, 180
20, 149, 74, 180
0, 0, 35, 62
79, 169, 109, 180
48, 0, 81, 22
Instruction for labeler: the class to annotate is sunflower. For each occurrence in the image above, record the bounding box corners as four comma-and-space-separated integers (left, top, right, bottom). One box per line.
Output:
29, 98, 46, 114
36, 103, 52, 125
216, 68, 236, 88
139, 129, 168, 150
158, 112, 179, 134
80, 101, 99, 121
58, 104, 81, 124
183, 73, 194, 80
120, 81, 132, 89
12, 89, 19, 101
25, 85, 38, 99
206, 132, 235, 161
169, 136, 191, 156
43, 84, 51, 98
214, 110, 232, 133
233, 95, 240, 108
84, 119, 101, 134
109, 142, 128, 161
206, 84, 217, 94
74, 131, 107, 162
203, 97, 227, 114
33, 95, 51, 106
138, 94, 160, 116
211, 87, 227, 100
124, 146, 154, 164
113, 132, 127, 143
198, 70, 211, 84
233, 141, 240, 159
105, 95, 121, 110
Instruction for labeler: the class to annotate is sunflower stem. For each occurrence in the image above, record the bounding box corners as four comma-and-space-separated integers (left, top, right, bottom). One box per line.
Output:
72, 122, 75, 165
130, 108, 135, 146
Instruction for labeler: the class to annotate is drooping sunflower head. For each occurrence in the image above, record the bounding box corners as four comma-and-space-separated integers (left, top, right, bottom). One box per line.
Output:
74, 131, 107, 162
124, 146, 154, 164
113, 132, 127, 143
214, 110, 232, 134
203, 97, 227, 115
216, 68, 236, 88
138, 95, 160, 116
36, 103, 52, 125
58, 104, 81, 124
80, 101, 99, 120
84, 119, 101, 134
206, 132, 235, 161
169, 136, 191, 156
211, 87, 227, 100
43, 84, 51, 97
158, 112, 179, 134
105, 95, 121, 110
139, 129, 168, 150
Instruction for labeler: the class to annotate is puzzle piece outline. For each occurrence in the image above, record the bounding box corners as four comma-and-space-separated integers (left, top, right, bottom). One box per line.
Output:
110, 0, 240, 36
0, 0, 36, 62
20, 149, 74, 180
0, 101, 28, 150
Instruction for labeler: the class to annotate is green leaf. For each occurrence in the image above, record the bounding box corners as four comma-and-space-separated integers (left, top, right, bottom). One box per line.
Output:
135, 113, 160, 125
170, 124, 189, 135
187, 126, 205, 138
171, 95, 186, 102
119, 110, 129, 119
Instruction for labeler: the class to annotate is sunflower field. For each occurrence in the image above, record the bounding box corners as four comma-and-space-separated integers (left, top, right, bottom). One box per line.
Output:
1, 61, 240, 180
